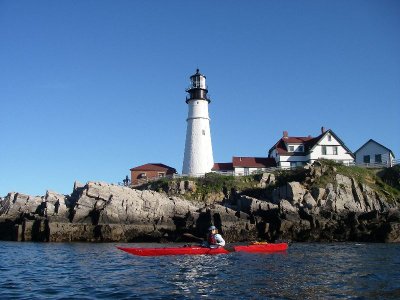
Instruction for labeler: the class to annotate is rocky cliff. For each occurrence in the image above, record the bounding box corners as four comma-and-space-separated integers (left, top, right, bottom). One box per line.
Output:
0, 181, 256, 242
1, 161, 399, 242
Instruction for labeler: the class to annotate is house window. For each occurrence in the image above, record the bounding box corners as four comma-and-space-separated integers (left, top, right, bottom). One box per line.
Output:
202, 129, 205, 135
158, 172, 165, 178
139, 173, 147, 178
375, 154, 382, 163
244, 168, 249, 176
289, 146, 295, 152
328, 134, 332, 141
332, 146, 338, 155
322, 146, 327, 155
290, 162, 297, 168
363, 155, 370, 163
298, 145, 304, 152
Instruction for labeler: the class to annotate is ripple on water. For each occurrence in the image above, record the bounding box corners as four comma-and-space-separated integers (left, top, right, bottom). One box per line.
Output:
0, 242, 399, 299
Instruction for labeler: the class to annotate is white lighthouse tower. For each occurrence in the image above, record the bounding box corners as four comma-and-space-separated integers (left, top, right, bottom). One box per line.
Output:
182, 69, 214, 175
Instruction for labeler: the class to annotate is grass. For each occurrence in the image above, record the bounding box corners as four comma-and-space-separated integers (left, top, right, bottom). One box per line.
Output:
138, 172, 263, 203
311, 159, 400, 202
137, 160, 400, 204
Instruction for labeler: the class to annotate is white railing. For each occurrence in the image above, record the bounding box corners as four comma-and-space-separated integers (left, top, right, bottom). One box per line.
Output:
352, 159, 399, 168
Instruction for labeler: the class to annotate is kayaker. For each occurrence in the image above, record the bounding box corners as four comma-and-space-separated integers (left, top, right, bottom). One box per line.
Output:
206, 225, 225, 248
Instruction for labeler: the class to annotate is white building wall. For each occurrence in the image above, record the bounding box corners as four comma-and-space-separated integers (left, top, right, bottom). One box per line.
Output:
182, 99, 214, 175
309, 133, 354, 164
187, 99, 210, 119
234, 167, 267, 176
234, 167, 244, 176
355, 141, 394, 166
276, 155, 309, 168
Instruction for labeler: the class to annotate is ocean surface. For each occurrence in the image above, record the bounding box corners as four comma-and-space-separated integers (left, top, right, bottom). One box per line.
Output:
0, 242, 399, 299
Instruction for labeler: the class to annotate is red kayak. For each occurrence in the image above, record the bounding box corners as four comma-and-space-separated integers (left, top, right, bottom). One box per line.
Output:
117, 243, 288, 256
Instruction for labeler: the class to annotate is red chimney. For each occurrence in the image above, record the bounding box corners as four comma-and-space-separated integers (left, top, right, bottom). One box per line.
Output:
283, 131, 288, 138
321, 127, 326, 134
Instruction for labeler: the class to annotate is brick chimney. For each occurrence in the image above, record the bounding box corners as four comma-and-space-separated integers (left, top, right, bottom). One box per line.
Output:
321, 126, 326, 134
283, 131, 288, 138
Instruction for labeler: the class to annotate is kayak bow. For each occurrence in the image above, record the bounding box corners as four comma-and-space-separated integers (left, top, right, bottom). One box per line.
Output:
117, 243, 288, 256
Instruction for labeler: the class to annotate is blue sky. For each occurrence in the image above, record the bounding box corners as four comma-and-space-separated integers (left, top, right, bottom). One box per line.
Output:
1, 0, 399, 196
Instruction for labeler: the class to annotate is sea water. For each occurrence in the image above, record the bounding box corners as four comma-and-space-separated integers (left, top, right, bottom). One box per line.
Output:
0, 242, 399, 299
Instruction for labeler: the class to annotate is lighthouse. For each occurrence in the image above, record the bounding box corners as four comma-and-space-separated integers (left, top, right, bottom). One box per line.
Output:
182, 69, 214, 175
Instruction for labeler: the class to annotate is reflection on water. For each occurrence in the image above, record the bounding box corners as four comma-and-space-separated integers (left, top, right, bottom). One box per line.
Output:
0, 242, 399, 299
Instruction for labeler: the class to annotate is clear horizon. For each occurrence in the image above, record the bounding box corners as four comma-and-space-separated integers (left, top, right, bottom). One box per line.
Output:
1, 0, 399, 196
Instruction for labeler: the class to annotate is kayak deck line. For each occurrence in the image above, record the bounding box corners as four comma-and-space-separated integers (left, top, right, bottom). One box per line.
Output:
117, 245, 229, 256
117, 243, 288, 256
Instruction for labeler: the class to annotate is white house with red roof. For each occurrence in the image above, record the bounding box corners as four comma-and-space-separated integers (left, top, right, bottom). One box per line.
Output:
212, 157, 276, 176
268, 127, 354, 168
354, 139, 396, 167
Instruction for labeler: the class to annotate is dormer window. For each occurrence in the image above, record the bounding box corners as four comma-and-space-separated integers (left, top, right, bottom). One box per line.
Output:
289, 146, 295, 152
298, 145, 304, 152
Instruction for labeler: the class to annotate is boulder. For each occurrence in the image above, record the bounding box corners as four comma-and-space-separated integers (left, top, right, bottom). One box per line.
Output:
237, 195, 278, 214
303, 192, 317, 209
259, 172, 276, 187
45, 191, 69, 222
272, 182, 306, 205
1, 193, 44, 219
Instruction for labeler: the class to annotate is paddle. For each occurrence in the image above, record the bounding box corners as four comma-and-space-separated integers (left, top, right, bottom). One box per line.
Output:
182, 233, 205, 242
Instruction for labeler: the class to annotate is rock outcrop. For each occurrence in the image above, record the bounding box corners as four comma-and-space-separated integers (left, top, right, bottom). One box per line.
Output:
232, 164, 400, 243
1, 161, 399, 243
0, 181, 256, 242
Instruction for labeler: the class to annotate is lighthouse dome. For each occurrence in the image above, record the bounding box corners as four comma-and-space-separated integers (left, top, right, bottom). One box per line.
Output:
186, 69, 210, 103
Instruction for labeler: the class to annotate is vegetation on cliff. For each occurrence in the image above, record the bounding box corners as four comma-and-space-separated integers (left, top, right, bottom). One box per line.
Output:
138, 172, 262, 202
309, 160, 400, 202
138, 160, 400, 205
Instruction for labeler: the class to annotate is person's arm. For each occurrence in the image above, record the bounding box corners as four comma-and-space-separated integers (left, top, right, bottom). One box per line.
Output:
215, 234, 225, 246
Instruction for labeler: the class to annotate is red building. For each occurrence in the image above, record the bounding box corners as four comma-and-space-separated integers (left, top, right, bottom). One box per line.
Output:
130, 163, 177, 185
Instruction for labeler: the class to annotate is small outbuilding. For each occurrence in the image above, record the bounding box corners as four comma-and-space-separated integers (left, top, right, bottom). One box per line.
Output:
354, 139, 396, 167
130, 163, 177, 185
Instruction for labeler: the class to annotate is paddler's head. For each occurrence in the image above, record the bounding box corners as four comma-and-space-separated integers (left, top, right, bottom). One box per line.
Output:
208, 225, 217, 233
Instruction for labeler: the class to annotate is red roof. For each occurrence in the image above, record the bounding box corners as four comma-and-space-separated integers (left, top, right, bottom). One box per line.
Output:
270, 134, 321, 156
212, 163, 234, 171
283, 137, 313, 144
269, 129, 353, 158
130, 163, 177, 172
232, 157, 276, 168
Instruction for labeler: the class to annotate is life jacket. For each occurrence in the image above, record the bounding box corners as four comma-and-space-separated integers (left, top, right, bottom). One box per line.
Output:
208, 233, 217, 245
